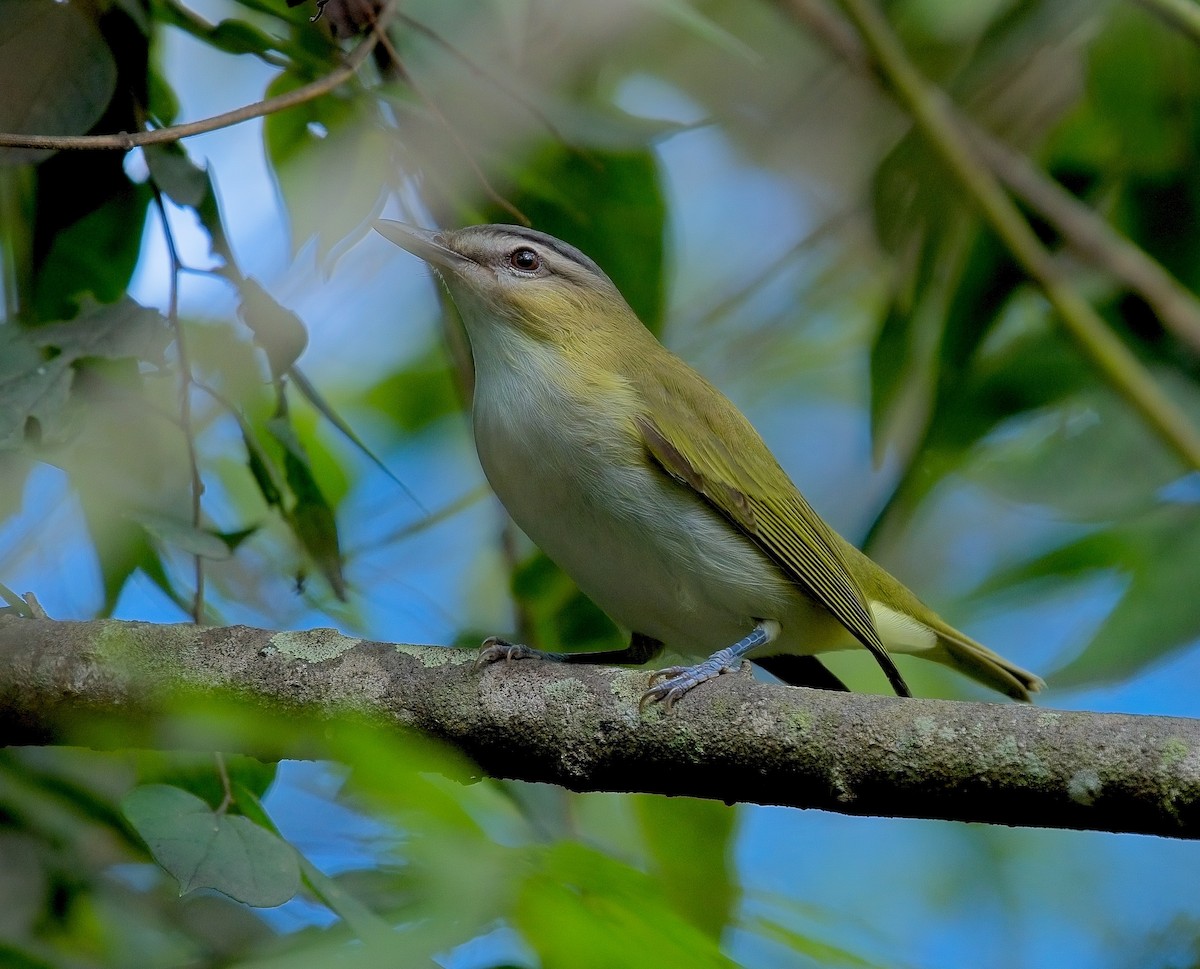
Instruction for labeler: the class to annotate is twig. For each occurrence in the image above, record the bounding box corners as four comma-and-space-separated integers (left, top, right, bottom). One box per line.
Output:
784, 0, 1200, 355
0, 0, 401, 151
836, 0, 1200, 470
373, 27, 529, 224
152, 189, 206, 623
971, 129, 1200, 355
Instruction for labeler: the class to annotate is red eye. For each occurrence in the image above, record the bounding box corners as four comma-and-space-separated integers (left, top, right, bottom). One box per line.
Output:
509, 247, 540, 272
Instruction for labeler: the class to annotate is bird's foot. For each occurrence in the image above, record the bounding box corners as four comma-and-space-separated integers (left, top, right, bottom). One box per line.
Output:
474, 636, 552, 670
639, 649, 746, 712
639, 620, 778, 712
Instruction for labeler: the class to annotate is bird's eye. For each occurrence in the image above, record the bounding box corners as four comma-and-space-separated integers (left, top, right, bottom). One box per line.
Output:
508, 247, 540, 272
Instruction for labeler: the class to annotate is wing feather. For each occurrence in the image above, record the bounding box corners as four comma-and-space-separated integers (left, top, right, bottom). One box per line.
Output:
633, 397, 912, 698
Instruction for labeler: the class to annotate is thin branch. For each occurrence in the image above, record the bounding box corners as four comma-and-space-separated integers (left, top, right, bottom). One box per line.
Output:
396, 12, 585, 160
971, 131, 1200, 355
835, 0, 1200, 470
0, 0, 400, 151
1, 617, 1198, 839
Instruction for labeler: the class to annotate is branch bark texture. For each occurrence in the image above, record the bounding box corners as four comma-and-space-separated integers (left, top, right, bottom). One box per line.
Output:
2, 617, 1198, 839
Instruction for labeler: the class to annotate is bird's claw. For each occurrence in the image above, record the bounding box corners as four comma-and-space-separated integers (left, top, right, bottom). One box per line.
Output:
474, 636, 546, 670
639, 658, 739, 712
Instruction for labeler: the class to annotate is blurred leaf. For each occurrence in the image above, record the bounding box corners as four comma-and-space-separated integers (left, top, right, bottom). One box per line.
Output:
747, 915, 884, 969
0, 0, 117, 165
633, 795, 736, 936
0, 832, 48, 939
981, 503, 1200, 685
264, 71, 392, 258
483, 143, 667, 333
517, 842, 734, 969
967, 374, 1198, 521
32, 181, 153, 321
244, 424, 285, 509
238, 278, 309, 378
1085, 6, 1200, 178
647, 0, 760, 61
512, 551, 621, 652
267, 413, 347, 599
290, 365, 422, 507
0, 298, 169, 451
144, 142, 210, 209
131, 511, 234, 560
362, 344, 461, 434
122, 784, 301, 907
130, 752, 277, 810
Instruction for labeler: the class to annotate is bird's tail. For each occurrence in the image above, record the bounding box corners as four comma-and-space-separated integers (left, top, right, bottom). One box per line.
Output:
928, 628, 1044, 701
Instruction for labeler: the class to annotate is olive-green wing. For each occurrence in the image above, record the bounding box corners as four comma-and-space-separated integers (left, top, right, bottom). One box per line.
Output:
633, 403, 911, 698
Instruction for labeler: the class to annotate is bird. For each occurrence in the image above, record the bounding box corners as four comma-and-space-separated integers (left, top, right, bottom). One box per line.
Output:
375, 220, 1044, 709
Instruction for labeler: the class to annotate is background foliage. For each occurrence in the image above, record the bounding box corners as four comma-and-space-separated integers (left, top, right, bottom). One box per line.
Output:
2, 0, 1199, 966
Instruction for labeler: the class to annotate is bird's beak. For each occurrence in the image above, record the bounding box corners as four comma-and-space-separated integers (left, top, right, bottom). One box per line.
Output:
373, 220, 474, 272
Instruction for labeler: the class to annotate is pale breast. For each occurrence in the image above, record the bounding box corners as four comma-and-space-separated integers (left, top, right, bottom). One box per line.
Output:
468, 339, 813, 656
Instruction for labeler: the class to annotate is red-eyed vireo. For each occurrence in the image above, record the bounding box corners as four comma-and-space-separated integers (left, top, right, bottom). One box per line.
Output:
375, 221, 1043, 708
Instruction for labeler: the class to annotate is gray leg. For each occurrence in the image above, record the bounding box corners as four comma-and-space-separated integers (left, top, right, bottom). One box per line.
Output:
640, 620, 780, 711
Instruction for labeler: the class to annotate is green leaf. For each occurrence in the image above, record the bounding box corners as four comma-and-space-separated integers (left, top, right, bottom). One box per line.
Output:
32, 181, 153, 321
290, 365, 423, 508
746, 915, 884, 969
0, 298, 169, 451
517, 842, 734, 969
362, 344, 461, 434
0, 0, 117, 165
122, 784, 300, 908
130, 512, 234, 561
966, 374, 1198, 521
1003, 505, 1200, 687
238, 278, 309, 378
144, 142, 210, 209
511, 551, 621, 652
266, 413, 346, 599
481, 144, 668, 334
130, 753, 277, 811
633, 795, 736, 936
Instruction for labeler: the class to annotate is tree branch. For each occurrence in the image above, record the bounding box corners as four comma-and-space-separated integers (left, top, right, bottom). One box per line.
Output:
2, 617, 1198, 839
0, 0, 399, 152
